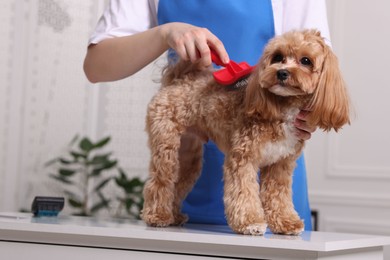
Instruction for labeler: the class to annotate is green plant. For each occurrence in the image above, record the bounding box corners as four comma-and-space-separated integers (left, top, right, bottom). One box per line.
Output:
47, 135, 145, 218
46, 136, 113, 216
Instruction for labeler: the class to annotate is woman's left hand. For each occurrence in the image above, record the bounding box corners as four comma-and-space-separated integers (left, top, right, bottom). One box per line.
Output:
294, 109, 317, 140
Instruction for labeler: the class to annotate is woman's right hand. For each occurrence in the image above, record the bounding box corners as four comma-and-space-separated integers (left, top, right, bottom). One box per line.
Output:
160, 22, 229, 69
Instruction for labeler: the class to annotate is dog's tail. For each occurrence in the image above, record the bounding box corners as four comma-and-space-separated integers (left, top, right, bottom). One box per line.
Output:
161, 58, 211, 87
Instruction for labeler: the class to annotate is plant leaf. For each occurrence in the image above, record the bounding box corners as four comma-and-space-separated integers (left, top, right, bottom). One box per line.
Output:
59, 157, 74, 164
93, 136, 111, 149
123, 178, 144, 193
79, 137, 94, 152
125, 198, 135, 210
90, 160, 117, 177
118, 168, 127, 177
114, 168, 127, 186
91, 192, 110, 213
59, 168, 76, 177
90, 200, 110, 213
129, 178, 143, 187
114, 177, 125, 187
100, 160, 117, 170
70, 151, 87, 160
94, 177, 112, 191
89, 153, 112, 165
68, 198, 83, 208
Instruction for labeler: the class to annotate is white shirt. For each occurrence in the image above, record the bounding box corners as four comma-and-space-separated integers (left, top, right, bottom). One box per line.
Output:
89, 0, 331, 46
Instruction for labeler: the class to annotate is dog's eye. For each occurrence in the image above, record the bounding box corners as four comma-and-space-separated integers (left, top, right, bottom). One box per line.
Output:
300, 57, 312, 66
271, 54, 284, 64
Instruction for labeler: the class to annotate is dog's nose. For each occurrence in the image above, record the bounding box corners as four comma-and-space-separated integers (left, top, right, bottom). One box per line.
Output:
277, 69, 290, 81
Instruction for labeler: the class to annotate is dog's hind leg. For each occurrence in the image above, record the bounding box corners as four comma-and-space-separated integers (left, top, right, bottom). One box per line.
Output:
223, 150, 267, 235
260, 156, 304, 235
141, 116, 183, 227
171, 132, 204, 225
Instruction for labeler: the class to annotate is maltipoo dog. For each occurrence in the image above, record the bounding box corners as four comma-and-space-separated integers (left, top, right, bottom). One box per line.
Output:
141, 30, 350, 235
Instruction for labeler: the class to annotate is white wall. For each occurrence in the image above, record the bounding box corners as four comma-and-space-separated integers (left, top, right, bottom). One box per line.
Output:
0, 0, 160, 212
306, 0, 390, 236
0, 0, 389, 238
1, 0, 99, 211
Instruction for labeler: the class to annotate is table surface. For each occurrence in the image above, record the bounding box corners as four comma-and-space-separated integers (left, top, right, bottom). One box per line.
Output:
1, 212, 389, 255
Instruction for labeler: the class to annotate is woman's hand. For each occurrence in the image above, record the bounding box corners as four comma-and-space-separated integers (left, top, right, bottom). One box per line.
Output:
160, 22, 229, 69
294, 109, 317, 140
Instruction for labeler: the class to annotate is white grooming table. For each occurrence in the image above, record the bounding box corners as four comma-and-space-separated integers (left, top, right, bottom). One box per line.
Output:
0, 212, 389, 260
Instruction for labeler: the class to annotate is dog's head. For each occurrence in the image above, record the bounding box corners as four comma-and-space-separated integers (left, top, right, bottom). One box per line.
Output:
245, 30, 350, 131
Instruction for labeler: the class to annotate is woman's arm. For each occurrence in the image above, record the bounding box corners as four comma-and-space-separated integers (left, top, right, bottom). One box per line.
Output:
84, 26, 167, 83
83, 22, 229, 83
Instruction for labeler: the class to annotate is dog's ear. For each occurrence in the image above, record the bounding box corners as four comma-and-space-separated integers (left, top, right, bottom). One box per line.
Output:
245, 61, 282, 120
306, 46, 350, 131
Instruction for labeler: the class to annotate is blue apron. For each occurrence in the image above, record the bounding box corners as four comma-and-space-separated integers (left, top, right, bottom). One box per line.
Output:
157, 0, 312, 231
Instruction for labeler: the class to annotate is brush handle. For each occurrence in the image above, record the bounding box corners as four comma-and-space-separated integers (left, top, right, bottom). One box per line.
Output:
210, 50, 226, 67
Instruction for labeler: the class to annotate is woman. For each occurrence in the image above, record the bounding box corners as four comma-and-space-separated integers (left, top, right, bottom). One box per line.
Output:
84, 0, 330, 230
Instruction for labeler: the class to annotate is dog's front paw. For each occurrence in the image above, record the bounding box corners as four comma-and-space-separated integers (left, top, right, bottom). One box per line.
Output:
242, 223, 268, 236
268, 217, 304, 235
230, 223, 267, 236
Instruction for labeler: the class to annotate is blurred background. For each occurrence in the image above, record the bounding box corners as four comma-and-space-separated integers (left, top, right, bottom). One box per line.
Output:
0, 0, 389, 236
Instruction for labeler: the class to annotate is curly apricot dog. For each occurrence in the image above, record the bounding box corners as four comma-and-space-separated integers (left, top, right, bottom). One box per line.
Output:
141, 30, 350, 235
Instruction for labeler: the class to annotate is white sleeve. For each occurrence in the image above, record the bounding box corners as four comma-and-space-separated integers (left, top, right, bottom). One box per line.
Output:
272, 0, 331, 46
88, 0, 158, 45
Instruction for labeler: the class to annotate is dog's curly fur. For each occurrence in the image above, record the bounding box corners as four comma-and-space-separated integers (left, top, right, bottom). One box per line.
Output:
141, 30, 350, 235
